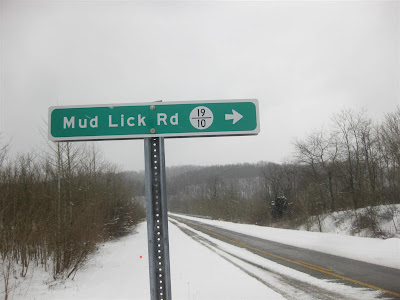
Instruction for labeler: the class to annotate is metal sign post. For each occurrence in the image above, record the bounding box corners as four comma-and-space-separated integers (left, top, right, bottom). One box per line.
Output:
144, 137, 172, 300
48, 99, 260, 300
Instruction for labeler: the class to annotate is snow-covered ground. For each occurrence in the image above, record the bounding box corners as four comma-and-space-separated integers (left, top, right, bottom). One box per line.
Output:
6, 222, 282, 300
5, 215, 395, 300
298, 204, 400, 238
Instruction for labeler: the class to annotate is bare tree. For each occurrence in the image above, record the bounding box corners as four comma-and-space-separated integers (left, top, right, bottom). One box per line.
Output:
294, 128, 339, 212
379, 107, 400, 203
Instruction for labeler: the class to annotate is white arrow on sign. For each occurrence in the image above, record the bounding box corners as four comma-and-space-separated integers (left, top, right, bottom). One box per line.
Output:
225, 109, 243, 125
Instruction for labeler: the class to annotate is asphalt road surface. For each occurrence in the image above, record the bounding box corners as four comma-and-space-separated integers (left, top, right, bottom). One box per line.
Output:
170, 215, 400, 299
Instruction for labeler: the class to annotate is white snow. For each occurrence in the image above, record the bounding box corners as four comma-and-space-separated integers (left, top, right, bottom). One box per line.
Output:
169, 221, 282, 300
298, 204, 400, 238
8, 223, 151, 299
170, 213, 400, 270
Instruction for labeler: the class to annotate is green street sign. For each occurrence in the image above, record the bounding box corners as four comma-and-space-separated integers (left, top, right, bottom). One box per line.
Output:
48, 99, 259, 141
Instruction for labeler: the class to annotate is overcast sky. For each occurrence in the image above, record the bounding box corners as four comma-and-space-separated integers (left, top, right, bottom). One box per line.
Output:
1, 1, 399, 171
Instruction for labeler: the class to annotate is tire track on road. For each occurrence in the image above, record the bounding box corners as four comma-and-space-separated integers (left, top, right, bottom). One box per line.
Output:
170, 218, 359, 300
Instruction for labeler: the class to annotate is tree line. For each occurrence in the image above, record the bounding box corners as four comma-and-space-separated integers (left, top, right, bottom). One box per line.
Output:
0, 140, 145, 299
167, 108, 400, 235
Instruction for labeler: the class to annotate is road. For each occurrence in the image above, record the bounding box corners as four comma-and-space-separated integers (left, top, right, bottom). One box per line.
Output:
170, 215, 400, 299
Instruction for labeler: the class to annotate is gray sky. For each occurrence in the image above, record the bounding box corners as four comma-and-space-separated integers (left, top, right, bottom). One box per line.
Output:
1, 1, 399, 171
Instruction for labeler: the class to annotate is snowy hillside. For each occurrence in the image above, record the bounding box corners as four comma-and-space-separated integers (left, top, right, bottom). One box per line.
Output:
297, 204, 400, 238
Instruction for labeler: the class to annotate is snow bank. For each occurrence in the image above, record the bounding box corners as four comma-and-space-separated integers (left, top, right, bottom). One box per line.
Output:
9, 223, 151, 299
298, 204, 400, 238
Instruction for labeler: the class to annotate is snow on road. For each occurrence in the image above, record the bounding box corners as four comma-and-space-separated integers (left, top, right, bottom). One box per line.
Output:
171, 213, 400, 270
170, 218, 386, 300
169, 220, 282, 300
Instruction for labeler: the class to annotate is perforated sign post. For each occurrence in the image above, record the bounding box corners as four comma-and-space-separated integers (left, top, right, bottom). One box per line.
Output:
48, 99, 260, 300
